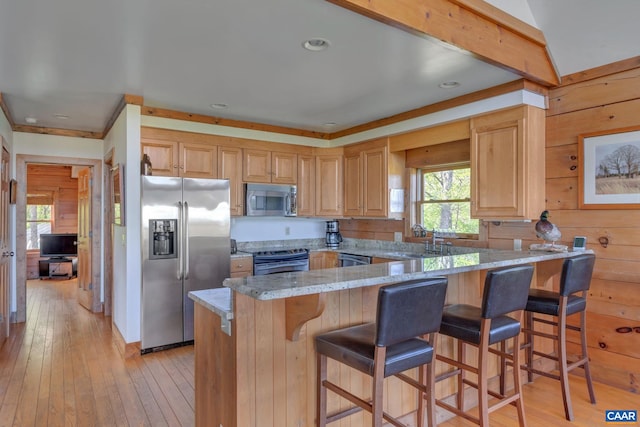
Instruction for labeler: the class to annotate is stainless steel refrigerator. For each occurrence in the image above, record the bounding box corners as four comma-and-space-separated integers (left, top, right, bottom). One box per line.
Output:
141, 176, 230, 353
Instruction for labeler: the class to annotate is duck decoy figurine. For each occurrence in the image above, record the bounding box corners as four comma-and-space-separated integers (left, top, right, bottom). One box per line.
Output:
535, 210, 562, 247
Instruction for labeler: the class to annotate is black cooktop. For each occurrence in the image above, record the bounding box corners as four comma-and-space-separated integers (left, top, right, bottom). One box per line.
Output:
250, 248, 308, 257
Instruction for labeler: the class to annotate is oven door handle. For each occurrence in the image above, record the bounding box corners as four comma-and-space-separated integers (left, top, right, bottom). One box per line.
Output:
254, 260, 309, 275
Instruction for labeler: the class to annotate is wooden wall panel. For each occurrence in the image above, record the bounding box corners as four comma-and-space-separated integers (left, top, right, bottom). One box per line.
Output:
545, 177, 579, 210
546, 98, 640, 148
548, 68, 640, 116
26, 164, 78, 234
487, 61, 640, 394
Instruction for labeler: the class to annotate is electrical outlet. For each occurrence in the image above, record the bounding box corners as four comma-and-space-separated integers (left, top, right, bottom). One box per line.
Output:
394, 232, 402, 242
285, 226, 290, 235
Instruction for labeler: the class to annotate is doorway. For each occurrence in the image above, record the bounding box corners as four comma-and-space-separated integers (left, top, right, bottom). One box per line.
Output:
15, 154, 102, 323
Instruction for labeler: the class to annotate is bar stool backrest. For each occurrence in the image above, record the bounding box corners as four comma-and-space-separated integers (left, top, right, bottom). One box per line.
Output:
481, 265, 534, 319
375, 278, 448, 347
560, 254, 595, 296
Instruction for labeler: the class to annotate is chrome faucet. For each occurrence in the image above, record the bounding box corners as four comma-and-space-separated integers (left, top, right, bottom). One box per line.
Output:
424, 230, 453, 255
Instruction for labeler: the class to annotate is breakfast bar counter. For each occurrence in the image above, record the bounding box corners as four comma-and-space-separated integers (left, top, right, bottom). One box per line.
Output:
190, 249, 588, 427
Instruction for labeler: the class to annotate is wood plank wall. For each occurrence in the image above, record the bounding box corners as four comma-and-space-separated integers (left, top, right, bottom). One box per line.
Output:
487, 65, 640, 394
226, 270, 494, 427
25, 164, 78, 279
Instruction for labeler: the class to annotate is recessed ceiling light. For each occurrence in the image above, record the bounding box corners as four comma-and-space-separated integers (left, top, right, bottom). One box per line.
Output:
210, 103, 228, 109
302, 38, 330, 52
25, 117, 37, 124
439, 81, 461, 89
53, 114, 70, 120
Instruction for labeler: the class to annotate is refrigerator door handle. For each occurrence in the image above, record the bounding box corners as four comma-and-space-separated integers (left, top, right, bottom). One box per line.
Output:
184, 201, 190, 280
177, 201, 184, 280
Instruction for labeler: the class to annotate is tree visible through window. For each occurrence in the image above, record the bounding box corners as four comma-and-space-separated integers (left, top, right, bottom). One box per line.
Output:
419, 168, 478, 235
26, 205, 52, 250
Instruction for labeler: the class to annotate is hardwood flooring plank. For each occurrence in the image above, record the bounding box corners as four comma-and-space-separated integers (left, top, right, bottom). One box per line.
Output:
2, 278, 638, 427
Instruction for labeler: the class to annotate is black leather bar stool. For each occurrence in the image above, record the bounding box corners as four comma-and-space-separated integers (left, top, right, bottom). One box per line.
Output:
519, 253, 596, 421
315, 278, 448, 427
436, 265, 534, 427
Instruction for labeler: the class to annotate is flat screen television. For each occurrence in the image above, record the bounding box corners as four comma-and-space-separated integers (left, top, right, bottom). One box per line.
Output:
40, 233, 78, 259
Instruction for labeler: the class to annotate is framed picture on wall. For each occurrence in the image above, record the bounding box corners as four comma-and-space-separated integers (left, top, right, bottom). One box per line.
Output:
112, 163, 125, 225
579, 126, 640, 209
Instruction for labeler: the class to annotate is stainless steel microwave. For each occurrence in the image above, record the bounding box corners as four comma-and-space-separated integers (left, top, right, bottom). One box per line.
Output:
245, 183, 297, 217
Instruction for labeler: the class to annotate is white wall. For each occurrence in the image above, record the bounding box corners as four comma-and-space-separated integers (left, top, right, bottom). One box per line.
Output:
11, 132, 104, 312
231, 217, 326, 242
104, 104, 142, 343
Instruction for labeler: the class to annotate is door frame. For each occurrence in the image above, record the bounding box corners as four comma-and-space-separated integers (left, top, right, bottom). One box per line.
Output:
103, 148, 114, 316
15, 154, 103, 322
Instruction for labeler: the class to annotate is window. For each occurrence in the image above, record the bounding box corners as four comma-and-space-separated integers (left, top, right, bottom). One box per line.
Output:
419, 167, 478, 235
26, 204, 53, 250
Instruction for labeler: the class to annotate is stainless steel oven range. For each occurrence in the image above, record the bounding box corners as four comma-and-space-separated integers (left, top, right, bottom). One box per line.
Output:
251, 248, 310, 275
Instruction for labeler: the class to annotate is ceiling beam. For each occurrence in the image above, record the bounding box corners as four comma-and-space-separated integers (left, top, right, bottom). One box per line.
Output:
141, 106, 332, 140
327, 0, 560, 87
11, 125, 102, 139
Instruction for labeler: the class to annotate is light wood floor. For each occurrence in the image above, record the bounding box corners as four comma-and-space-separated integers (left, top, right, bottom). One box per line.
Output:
0, 279, 194, 427
1, 279, 637, 427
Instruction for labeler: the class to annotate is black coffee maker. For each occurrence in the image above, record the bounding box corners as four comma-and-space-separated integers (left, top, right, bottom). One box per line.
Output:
325, 220, 343, 249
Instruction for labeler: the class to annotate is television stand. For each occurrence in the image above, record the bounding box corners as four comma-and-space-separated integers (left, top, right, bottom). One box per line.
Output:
39, 257, 77, 280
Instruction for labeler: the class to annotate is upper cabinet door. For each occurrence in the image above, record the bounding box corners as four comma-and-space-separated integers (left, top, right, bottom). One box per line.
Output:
243, 149, 271, 183
297, 155, 315, 216
315, 154, 343, 217
180, 142, 217, 178
343, 153, 362, 216
243, 149, 297, 184
141, 138, 179, 176
271, 152, 297, 184
362, 146, 388, 217
343, 139, 392, 218
218, 146, 244, 216
141, 136, 217, 178
470, 105, 545, 220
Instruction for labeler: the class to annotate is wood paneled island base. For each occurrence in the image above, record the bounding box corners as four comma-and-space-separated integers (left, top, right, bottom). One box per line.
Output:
192, 252, 583, 427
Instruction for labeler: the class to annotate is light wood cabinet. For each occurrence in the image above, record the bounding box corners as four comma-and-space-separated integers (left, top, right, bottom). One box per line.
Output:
243, 149, 297, 184
141, 138, 217, 178
315, 154, 343, 217
470, 105, 545, 220
140, 138, 178, 176
343, 152, 362, 216
230, 256, 253, 278
218, 146, 244, 216
343, 138, 400, 218
310, 251, 339, 269
181, 142, 218, 178
297, 155, 315, 216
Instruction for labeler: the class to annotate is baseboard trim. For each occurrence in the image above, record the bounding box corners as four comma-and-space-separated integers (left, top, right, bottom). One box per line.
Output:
112, 322, 141, 358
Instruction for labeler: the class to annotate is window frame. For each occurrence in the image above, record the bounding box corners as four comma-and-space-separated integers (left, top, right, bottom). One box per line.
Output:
26, 204, 54, 251
417, 164, 478, 239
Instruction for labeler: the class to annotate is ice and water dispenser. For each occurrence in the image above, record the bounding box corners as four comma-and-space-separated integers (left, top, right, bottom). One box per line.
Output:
149, 219, 177, 259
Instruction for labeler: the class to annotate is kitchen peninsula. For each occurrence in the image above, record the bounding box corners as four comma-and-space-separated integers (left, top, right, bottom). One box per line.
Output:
190, 248, 588, 427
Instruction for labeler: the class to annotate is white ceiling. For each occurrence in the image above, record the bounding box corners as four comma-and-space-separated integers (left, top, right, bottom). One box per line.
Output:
1, 0, 638, 135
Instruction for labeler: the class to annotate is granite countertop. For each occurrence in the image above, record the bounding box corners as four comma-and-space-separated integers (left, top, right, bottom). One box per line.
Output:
222, 249, 588, 301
